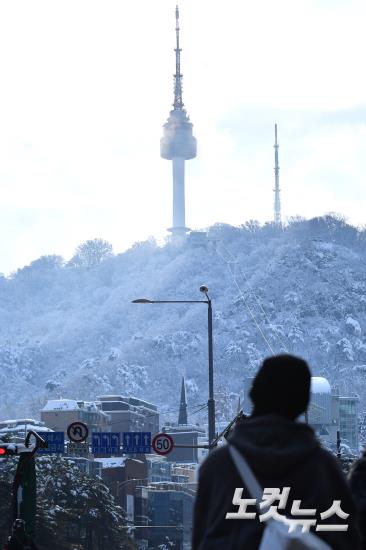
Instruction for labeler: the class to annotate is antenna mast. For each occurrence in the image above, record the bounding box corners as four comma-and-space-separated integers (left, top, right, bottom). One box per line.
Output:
274, 123, 281, 225
173, 5, 184, 110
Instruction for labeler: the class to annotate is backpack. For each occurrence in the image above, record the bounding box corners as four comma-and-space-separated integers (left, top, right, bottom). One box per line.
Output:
228, 445, 331, 550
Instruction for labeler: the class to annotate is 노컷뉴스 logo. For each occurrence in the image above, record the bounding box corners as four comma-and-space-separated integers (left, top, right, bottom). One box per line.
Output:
226, 487, 349, 533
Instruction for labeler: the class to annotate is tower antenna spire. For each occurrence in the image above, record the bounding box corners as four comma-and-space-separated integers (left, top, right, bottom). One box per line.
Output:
174, 5, 184, 110
274, 123, 281, 225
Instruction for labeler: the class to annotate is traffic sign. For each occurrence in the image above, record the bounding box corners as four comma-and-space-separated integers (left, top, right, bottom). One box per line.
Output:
123, 432, 151, 454
67, 442, 89, 457
67, 422, 88, 443
37, 432, 64, 454
152, 433, 174, 455
92, 432, 120, 455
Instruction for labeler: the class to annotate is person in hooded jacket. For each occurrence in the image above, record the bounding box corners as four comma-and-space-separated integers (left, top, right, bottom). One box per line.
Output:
349, 449, 366, 549
192, 354, 360, 550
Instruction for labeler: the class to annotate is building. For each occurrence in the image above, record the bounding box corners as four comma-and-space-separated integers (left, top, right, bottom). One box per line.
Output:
0, 418, 53, 442
146, 454, 172, 483
133, 485, 149, 549
187, 231, 208, 247
171, 463, 198, 485
309, 381, 359, 452
40, 399, 110, 437
339, 396, 359, 451
94, 455, 148, 523
160, 5, 197, 238
96, 395, 159, 435
308, 377, 332, 424
146, 483, 195, 550
69, 457, 102, 478
163, 425, 205, 463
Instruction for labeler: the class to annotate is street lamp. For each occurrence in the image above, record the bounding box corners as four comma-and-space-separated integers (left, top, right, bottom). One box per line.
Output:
117, 478, 148, 492
132, 286, 216, 448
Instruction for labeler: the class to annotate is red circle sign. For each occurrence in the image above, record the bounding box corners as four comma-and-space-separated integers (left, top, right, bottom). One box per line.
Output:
152, 433, 174, 455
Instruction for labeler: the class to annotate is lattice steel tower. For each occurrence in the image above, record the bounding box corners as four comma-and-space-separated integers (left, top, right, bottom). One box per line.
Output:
273, 123, 281, 225
160, 5, 197, 236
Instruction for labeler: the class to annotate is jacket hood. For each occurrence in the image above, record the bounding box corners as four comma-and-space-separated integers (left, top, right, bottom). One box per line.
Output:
227, 414, 320, 478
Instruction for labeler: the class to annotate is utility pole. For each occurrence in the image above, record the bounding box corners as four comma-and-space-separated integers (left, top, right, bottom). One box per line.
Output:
132, 285, 216, 449
207, 295, 215, 447
7, 431, 47, 538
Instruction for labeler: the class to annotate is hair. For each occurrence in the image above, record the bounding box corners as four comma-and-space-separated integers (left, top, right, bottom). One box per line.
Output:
249, 354, 311, 420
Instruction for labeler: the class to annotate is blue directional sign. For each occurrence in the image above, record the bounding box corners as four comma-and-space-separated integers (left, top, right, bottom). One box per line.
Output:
92, 432, 120, 455
37, 432, 64, 454
123, 432, 151, 454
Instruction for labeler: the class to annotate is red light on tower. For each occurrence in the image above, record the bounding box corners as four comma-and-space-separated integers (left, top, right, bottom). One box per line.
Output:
0, 447, 6, 455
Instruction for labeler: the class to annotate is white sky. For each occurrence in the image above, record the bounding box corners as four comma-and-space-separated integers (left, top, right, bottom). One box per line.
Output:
0, 0, 365, 274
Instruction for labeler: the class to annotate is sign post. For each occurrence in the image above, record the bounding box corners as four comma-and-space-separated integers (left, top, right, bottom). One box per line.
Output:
13, 454, 36, 537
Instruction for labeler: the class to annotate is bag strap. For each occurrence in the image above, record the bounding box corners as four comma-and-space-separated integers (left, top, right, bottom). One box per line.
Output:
228, 445, 265, 511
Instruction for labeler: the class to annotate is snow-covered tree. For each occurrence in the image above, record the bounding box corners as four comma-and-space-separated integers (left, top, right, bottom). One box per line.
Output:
1, 215, 366, 421
0, 456, 135, 549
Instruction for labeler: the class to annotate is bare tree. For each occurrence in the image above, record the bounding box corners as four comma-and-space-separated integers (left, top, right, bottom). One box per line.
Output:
70, 238, 113, 268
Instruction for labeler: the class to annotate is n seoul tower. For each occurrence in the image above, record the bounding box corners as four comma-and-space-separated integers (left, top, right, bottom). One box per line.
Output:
160, 5, 197, 237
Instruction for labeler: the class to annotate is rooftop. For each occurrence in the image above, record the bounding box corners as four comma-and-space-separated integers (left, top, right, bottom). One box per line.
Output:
311, 377, 331, 394
41, 399, 80, 411
94, 457, 127, 469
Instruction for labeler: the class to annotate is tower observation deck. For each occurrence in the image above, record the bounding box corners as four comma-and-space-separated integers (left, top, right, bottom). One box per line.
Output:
160, 5, 197, 237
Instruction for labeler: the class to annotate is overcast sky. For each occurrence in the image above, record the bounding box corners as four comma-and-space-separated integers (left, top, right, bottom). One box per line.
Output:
0, 0, 365, 273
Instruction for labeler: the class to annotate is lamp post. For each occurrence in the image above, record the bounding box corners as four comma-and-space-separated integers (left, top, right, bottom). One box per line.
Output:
132, 286, 216, 449
117, 478, 148, 494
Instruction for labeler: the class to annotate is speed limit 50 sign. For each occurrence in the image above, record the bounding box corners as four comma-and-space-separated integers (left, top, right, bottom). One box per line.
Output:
152, 433, 174, 456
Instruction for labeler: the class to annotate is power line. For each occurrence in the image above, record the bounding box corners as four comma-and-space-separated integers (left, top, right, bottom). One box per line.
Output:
104, 403, 208, 428
215, 240, 291, 354
228, 263, 275, 355
214, 243, 275, 354
236, 265, 289, 353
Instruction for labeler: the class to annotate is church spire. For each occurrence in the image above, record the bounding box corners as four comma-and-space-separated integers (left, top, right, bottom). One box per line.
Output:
178, 376, 188, 425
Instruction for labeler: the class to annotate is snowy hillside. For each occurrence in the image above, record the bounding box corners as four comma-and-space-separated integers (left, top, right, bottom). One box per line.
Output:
1, 216, 366, 427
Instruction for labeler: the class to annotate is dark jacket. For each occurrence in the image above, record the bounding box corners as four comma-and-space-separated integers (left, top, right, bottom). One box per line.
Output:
193, 414, 360, 549
349, 455, 366, 549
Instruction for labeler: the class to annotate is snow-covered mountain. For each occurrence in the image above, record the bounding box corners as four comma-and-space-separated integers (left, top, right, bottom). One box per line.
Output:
1, 215, 366, 426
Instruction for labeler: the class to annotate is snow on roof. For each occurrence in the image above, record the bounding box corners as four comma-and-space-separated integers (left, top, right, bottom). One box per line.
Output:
0, 424, 54, 433
42, 399, 80, 411
311, 377, 331, 394
0, 418, 41, 427
94, 457, 127, 469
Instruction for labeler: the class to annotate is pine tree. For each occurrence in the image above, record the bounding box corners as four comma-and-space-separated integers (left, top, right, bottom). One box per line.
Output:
0, 456, 135, 549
